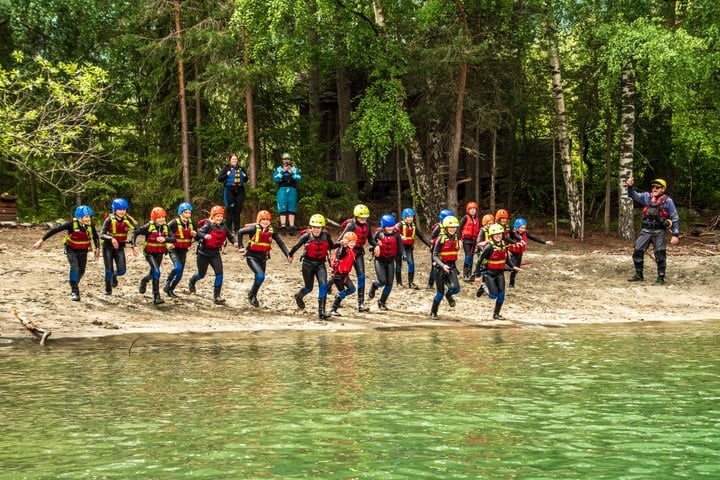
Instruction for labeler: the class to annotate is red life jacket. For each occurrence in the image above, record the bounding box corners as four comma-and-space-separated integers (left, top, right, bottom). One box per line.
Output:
437, 234, 460, 262
343, 219, 370, 247
65, 219, 93, 250
173, 219, 194, 250
486, 242, 508, 271
376, 231, 400, 260
108, 214, 132, 242
642, 195, 670, 221
460, 214, 480, 241
248, 224, 274, 253
331, 247, 355, 275
507, 231, 527, 254
204, 224, 228, 249
144, 223, 170, 254
303, 230, 331, 261
397, 221, 416, 246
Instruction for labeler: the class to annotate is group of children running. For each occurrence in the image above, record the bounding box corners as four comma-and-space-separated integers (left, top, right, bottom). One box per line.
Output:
33, 199, 552, 321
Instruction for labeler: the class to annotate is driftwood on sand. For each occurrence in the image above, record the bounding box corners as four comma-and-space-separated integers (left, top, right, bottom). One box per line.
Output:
12, 308, 52, 345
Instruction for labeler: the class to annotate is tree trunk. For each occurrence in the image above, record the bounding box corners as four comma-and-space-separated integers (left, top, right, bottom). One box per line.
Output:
447, 59, 466, 214
448, 0, 469, 214
549, 42, 582, 239
372, 0, 385, 26
242, 28, 258, 188
307, 0, 321, 145
474, 126, 481, 206
194, 62, 203, 177
603, 105, 613, 234
618, 62, 637, 241
490, 129, 497, 213
336, 64, 356, 190
173, 0, 191, 201
410, 138, 446, 230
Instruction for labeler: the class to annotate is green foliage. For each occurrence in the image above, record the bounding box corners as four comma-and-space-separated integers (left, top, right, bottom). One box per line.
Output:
349, 78, 415, 181
0, 53, 112, 200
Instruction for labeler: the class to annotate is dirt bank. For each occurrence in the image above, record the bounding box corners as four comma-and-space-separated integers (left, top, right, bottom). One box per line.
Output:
1, 226, 719, 341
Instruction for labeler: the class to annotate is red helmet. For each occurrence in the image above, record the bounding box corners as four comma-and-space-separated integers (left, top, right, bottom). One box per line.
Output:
150, 207, 167, 221
210, 206, 225, 217
465, 201, 479, 213
343, 232, 358, 242
481, 214, 495, 226
495, 208, 509, 220
256, 210, 272, 222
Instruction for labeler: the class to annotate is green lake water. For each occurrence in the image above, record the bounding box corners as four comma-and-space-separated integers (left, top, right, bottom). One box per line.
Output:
1, 321, 719, 479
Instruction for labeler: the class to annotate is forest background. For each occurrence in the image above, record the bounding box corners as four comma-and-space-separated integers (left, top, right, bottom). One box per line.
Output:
1, 0, 719, 241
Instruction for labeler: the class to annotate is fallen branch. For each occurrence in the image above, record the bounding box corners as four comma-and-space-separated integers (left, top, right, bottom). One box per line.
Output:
128, 336, 142, 355
12, 308, 51, 345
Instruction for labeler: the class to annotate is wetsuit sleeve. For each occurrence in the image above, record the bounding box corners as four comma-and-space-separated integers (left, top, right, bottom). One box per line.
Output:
164, 227, 176, 244
224, 226, 236, 246
196, 221, 212, 244
99, 217, 112, 239
474, 244, 492, 277
236, 225, 254, 247
431, 239, 444, 267
526, 231, 547, 244
130, 223, 149, 247
288, 233, 310, 257
91, 224, 100, 249
367, 229, 378, 248
273, 232, 291, 257
396, 233, 406, 258
42, 221, 73, 241
415, 228, 431, 248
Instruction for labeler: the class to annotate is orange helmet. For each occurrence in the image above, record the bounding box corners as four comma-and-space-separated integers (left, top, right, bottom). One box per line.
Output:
210, 206, 225, 217
495, 208, 509, 220
343, 231, 358, 242
256, 210, 272, 223
150, 207, 167, 221
481, 214, 495, 226
465, 201, 479, 213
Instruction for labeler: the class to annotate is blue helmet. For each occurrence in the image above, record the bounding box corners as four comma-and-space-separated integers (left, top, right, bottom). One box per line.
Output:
513, 217, 528, 230
111, 197, 129, 212
438, 208, 454, 222
401, 207, 415, 220
177, 202, 193, 215
74, 205, 93, 219
380, 213, 396, 228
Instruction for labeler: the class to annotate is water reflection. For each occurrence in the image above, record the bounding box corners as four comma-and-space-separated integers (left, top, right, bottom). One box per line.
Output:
1, 321, 719, 479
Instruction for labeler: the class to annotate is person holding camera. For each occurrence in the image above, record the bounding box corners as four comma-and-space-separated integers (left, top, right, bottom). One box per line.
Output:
273, 152, 302, 235
217, 153, 248, 233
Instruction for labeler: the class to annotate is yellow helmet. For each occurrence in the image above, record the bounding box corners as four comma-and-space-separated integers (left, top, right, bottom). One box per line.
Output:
442, 215, 460, 228
309, 214, 326, 227
651, 178, 667, 189
353, 204, 370, 218
489, 223, 505, 236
